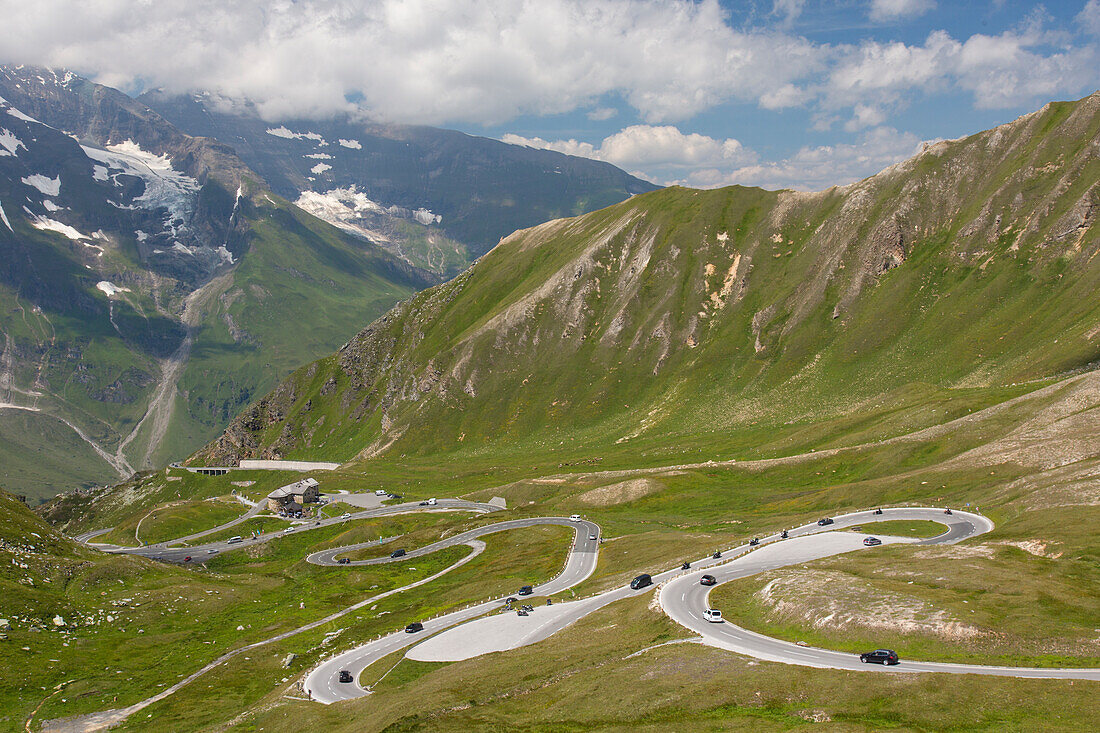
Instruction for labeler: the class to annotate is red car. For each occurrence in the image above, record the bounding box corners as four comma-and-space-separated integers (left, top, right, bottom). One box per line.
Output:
183, 556, 192, 562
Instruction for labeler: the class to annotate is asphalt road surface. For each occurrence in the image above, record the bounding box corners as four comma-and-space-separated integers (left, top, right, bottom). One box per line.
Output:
661, 507, 1100, 681
303, 517, 601, 703
82, 498, 501, 563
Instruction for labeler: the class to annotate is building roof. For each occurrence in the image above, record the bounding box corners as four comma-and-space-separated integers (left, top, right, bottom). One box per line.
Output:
267, 477, 319, 500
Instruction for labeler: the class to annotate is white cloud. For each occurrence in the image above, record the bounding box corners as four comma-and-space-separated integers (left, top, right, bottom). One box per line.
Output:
869, 0, 936, 23
696, 126, 923, 191
0, 0, 822, 124
824, 26, 1100, 111
1080, 1, 1100, 36
587, 107, 618, 121
772, 0, 806, 27
506, 123, 922, 191
843, 103, 886, 131
504, 125, 754, 181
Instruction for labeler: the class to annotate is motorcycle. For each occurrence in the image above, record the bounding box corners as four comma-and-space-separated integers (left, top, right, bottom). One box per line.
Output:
780, 530, 789, 539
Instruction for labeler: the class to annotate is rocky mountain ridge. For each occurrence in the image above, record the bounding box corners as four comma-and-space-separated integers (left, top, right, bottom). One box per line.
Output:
192, 92, 1100, 468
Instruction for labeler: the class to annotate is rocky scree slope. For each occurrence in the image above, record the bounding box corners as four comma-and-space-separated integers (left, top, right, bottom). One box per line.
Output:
141, 91, 659, 275
0, 66, 435, 500
193, 93, 1100, 467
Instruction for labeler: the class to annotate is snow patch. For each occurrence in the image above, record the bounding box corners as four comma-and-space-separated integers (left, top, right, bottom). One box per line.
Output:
6, 106, 40, 125
30, 215, 89, 241
42, 199, 61, 212
0, 128, 25, 156
96, 281, 130, 297
22, 174, 61, 196
0, 199, 12, 232
266, 126, 326, 144
304, 153, 332, 160
338, 138, 362, 149
82, 140, 199, 228
414, 208, 442, 225
134, 230, 148, 242
310, 162, 332, 175
92, 165, 109, 182
172, 242, 195, 255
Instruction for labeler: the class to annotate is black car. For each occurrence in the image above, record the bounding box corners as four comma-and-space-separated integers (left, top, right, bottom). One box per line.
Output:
630, 573, 653, 590
390, 548, 406, 558
405, 622, 424, 633
338, 557, 351, 564
338, 670, 353, 683
700, 574, 717, 586
518, 585, 533, 596
860, 648, 899, 665
418, 501, 429, 506
818, 517, 834, 526
504, 597, 518, 604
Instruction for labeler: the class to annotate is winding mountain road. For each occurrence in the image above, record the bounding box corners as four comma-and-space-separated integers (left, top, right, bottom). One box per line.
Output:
66, 501, 1097, 730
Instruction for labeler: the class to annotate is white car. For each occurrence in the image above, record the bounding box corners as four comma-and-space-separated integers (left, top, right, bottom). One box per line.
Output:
375, 489, 387, 496
427, 498, 437, 506
283, 527, 294, 533
703, 608, 723, 623
341, 512, 351, 519
569, 514, 581, 522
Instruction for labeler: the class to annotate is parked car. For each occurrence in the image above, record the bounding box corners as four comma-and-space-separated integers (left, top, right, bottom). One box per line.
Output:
375, 489, 387, 496
860, 649, 899, 665
863, 536, 882, 546
703, 608, 723, 623
405, 622, 424, 633
630, 573, 653, 590
338, 557, 350, 564
518, 585, 533, 596
390, 549, 406, 558
569, 514, 581, 521
700, 574, 717, 586
418, 501, 429, 506
339, 670, 353, 683
817, 518, 834, 526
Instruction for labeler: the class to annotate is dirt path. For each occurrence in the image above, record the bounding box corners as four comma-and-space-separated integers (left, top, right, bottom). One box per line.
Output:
116, 272, 234, 470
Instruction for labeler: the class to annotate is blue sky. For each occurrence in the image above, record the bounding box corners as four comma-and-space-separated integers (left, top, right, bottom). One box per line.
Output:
2, 0, 1097, 189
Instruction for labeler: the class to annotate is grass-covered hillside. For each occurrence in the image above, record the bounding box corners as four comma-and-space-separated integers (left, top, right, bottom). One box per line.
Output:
194, 92, 1100, 471
0, 67, 436, 500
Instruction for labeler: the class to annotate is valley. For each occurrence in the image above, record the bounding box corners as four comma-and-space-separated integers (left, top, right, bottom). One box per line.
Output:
0, 64, 1097, 733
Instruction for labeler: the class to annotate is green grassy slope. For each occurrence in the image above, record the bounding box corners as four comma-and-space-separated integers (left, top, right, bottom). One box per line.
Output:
193, 93, 1100, 471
